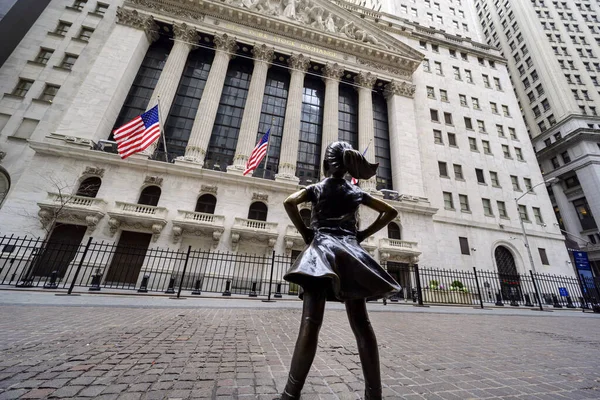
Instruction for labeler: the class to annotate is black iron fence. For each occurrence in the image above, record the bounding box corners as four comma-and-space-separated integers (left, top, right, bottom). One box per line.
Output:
1, 234, 599, 311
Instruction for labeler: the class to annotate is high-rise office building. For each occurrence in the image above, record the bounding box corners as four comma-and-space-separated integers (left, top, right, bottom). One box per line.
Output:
472, 0, 600, 274
0, 0, 574, 291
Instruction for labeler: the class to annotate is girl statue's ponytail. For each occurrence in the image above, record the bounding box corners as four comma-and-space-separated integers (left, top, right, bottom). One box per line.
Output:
342, 148, 378, 180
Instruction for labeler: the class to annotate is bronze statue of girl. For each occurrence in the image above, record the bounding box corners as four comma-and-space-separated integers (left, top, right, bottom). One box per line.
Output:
275, 141, 401, 400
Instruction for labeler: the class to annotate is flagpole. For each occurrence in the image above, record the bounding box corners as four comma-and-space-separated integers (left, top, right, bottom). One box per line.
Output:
262, 118, 275, 179
157, 97, 169, 163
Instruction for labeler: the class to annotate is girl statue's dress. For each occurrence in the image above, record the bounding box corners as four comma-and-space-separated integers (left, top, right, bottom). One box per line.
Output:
275, 141, 401, 400
284, 177, 401, 301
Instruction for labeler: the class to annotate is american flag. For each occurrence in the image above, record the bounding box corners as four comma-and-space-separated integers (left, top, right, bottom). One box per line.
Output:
113, 105, 160, 159
243, 128, 270, 176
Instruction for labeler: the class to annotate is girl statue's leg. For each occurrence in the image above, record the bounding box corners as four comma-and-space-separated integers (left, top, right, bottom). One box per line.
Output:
278, 288, 327, 400
345, 299, 383, 400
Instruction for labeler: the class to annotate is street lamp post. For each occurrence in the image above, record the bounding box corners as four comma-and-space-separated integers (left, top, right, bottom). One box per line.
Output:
514, 178, 558, 273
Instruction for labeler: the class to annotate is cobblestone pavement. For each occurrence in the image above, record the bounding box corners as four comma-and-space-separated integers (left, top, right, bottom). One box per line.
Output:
0, 292, 599, 399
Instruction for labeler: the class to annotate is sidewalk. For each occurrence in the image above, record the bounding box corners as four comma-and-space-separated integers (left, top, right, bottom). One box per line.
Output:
0, 290, 598, 399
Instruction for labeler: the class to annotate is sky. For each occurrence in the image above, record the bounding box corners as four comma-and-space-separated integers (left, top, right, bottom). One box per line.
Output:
0, 0, 18, 21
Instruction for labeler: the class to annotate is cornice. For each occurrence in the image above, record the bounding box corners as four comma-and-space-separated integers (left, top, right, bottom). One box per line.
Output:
116, 7, 159, 42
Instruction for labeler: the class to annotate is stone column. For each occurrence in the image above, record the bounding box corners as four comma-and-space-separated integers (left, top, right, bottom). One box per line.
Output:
384, 80, 425, 198
275, 53, 311, 182
320, 62, 345, 178
177, 33, 238, 166
550, 182, 585, 244
228, 44, 275, 175
54, 8, 158, 144
354, 71, 377, 192
144, 23, 199, 155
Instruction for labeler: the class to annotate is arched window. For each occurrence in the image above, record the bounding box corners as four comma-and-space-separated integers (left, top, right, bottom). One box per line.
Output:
388, 222, 401, 240
76, 177, 101, 198
0, 167, 10, 208
138, 186, 161, 206
195, 194, 217, 214
300, 208, 311, 227
248, 202, 268, 221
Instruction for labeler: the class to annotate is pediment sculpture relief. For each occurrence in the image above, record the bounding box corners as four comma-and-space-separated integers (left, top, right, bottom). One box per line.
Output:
225, 0, 388, 49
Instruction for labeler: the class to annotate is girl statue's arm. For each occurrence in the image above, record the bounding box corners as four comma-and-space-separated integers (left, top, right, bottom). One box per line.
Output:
284, 189, 314, 244
357, 195, 398, 243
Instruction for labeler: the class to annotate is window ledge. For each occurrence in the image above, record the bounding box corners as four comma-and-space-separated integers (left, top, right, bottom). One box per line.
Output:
500, 216, 510, 220
484, 213, 494, 217
440, 175, 450, 179
53, 66, 72, 72
478, 182, 487, 186
461, 210, 472, 214
32, 98, 53, 105
484, 151, 493, 155
71, 37, 89, 44
3, 93, 25, 100
65, 6, 82, 12
7, 135, 28, 142
470, 149, 480, 153
492, 184, 502, 188
26, 60, 47, 67
88, 11, 105, 18
449, 144, 459, 148
444, 207, 455, 211
47, 32, 66, 38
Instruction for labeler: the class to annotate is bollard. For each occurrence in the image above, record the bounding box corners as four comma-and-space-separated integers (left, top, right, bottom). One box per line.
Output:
509, 293, 519, 307
552, 294, 563, 308
191, 279, 202, 295
579, 296, 589, 309
165, 277, 175, 294
274, 283, 282, 298
138, 274, 149, 293
524, 294, 534, 307
222, 280, 231, 296
566, 296, 575, 308
495, 293, 504, 306
89, 273, 102, 291
43, 271, 59, 289
249, 282, 258, 297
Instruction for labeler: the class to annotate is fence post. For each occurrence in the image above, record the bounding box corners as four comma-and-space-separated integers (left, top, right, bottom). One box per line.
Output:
575, 273, 590, 311
264, 250, 276, 302
176, 246, 192, 299
414, 265, 424, 306
529, 270, 544, 311
67, 237, 93, 295
472, 267, 484, 309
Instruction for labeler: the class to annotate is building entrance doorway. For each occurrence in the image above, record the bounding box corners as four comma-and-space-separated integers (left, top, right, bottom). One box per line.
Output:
105, 231, 152, 287
385, 262, 412, 299
494, 246, 522, 300
29, 224, 86, 278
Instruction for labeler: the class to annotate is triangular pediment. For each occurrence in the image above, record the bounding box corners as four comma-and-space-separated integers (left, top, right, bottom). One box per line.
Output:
126, 0, 424, 77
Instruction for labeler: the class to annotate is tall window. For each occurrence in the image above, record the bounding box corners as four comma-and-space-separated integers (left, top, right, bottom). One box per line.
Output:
76, 177, 101, 198
248, 202, 268, 221
254, 66, 290, 179
388, 222, 401, 240
204, 57, 253, 171
195, 194, 217, 214
373, 92, 392, 190
138, 186, 161, 206
573, 197, 597, 230
338, 83, 358, 150
296, 75, 324, 185
163, 48, 214, 160
112, 34, 172, 135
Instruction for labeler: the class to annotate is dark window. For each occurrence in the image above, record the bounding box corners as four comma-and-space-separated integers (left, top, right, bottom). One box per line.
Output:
77, 27, 94, 42
138, 186, 161, 206
253, 66, 290, 179
538, 248, 549, 265
12, 79, 33, 97
459, 237, 471, 255
59, 54, 78, 70
573, 197, 597, 230
39, 84, 59, 101
195, 194, 216, 214
205, 57, 253, 172
551, 157, 560, 169
564, 175, 580, 188
71, 0, 87, 10
388, 222, 401, 240
476, 168, 485, 183
76, 177, 101, 198
561, 151, 571, 163
297, 76, 324, 185
163, 48, 213, 160
373, 92, 392, 190
34, 48, 53, 64
299, 208, 311, 227
464, 117, 473, 129
54, 21, 71, 35
430, 109, 439, 121
95, 2, 108, 14
338, 82, 358, 150
112, 34, 172, 135
248, 202, 268, 221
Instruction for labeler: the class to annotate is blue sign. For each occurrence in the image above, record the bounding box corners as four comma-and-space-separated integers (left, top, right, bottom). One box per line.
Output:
558, 287, 568, 297
573, 251, 591, 271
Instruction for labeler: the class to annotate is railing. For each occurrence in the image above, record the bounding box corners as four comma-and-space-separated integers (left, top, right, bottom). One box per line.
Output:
233, 217, 278, 233
45, 192, 106, 209
114, 201, 167, 217
0, 233, 598, 311
381, 238, 419, 250
179, 210, 224, 225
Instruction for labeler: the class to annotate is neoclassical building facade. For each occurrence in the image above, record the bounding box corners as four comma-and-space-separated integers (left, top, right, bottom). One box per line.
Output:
0, 0, 575, 285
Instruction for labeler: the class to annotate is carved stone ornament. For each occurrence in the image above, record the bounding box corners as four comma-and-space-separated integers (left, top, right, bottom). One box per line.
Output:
383, 80, 416, 99
126, 0, 205, 22
116, 7, 159, 42
83, 166, 105, 178
144, 176, 163, 186
173, 22, 200, 45
200, 184, 218, 195
354, 71, 377, 89
252, 192, 269, 202
323, 62, 345, 80
356, 58, 412, 79
108, 217, 121, 234
288, 53, 311, 73
252, 44, 275, 63
213, 33, 239, 54
86, 215, 100, 231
